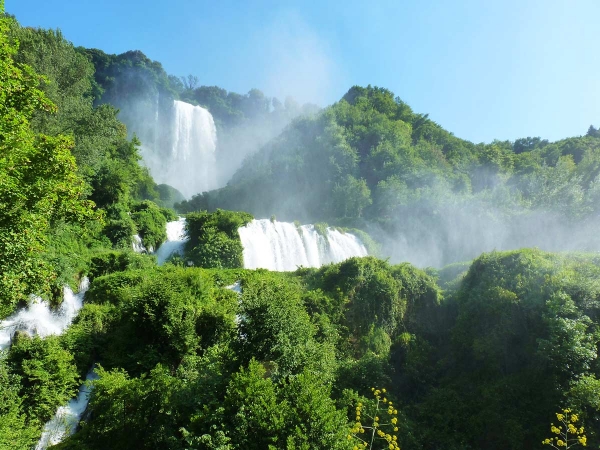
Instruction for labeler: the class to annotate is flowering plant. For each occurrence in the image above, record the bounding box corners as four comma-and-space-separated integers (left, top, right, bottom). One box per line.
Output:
348, 387, 400, 450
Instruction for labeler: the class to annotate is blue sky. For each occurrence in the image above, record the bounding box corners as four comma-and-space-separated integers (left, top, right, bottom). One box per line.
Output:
9, 0, 600, 143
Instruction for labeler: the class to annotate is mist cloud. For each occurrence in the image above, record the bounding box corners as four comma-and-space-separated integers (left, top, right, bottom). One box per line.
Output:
255, 10, 344, 106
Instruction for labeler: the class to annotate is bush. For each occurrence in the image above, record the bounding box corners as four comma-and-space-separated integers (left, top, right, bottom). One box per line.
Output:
7, 334, 79, 424
131, 200, 168, 249
185, 210, 253, 269
88, 251, 156, 281
102, 204, 137, 249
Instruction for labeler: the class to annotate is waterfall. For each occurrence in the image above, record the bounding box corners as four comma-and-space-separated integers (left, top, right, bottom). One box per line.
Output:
139, 100, 218, 199
155, 218, 188, 265
238, 219, 368, 271
226, 281, 242, 294
132, 234, 148, 254
0, 277, 89, 351
35, 369, 99, 450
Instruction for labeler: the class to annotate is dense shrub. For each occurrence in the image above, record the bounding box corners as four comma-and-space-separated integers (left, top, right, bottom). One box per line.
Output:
131, 200, 168, 249
185, 209, 253, 269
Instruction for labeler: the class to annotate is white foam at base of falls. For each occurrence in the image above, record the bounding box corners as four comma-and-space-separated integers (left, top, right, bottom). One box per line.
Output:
156, 218, 188, 265
0, 277, 90, 351
238, 219, 368, 271
35, 369, 99, 450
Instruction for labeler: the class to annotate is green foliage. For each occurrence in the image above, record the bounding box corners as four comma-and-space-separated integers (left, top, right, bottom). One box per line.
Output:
220, 360, 350, 450
314, 222, 329, 237
0, 356, 38, 450
102, 203, 137, 249
238, 272, 336, 380
59, 302, 115, 375
41, 220, 109, 295
415, 250, 600, 450
0, 14, 96, 316
84, 267, 237, 375
222, 360, 283, 449
156, 184, 185, 209
279, 370, 351, 449
88, 250, 155, 280
331, 175, 372, 218
131, 200, 167, 249
185, 210, 253, 269
7, 334, 79, 424
55, 365, 184, 450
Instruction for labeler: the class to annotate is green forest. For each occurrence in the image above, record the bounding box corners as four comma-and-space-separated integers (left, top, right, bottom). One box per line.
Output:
2, 6, 600, 450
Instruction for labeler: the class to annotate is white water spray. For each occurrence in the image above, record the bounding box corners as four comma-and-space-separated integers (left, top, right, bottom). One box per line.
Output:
155, 218, 188, 265
0, 278, 89, 351
225, 281, 242, 294
238, 219, 368, 271
139, 100, 218, 199
35, 369, 99, 450
132, 234, 149, 254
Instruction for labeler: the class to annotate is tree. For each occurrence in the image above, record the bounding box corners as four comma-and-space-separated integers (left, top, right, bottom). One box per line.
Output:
331, 175, 372, 218
0, 356, 38, 450
586, 125, 599, 138
0, 11, 95, 316
7, 334, 80, 424
181, 74, 199, 91
223, 360, 284, 449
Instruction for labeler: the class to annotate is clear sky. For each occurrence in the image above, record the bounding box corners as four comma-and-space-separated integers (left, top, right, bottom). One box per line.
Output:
8, 0, 600, 143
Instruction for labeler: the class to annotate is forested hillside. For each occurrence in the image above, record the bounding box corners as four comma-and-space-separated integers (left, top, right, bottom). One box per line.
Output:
80, 47, 320, 188
1, 7, 600, 450
179, 85, 600, 266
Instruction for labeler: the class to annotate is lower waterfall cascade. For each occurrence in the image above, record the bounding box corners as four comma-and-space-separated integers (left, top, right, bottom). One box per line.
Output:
155, 218, 367, 271
35, 369, 99, 450
238, 219, 368, 271
0, 277, 90, 351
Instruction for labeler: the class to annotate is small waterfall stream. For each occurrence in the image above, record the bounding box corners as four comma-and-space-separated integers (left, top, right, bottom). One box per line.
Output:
155, 218, 188, 265
35, 369, 99, 450
132, 234, 148, 253
0, 278, 90, 351
0, 279, 94, 449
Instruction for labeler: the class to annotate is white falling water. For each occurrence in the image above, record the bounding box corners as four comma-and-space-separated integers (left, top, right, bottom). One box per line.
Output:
0, 277, 89, 351
35, 369, 99, 450
139, 100, 218, 199
225, 281, 242, 294
238, 219, 368, 271
155, 218, 188, 265
132, 234, 148, 254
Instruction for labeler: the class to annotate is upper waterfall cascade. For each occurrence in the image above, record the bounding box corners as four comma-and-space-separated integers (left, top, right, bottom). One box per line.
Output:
140, 100, 218, 199
238, 219, 368, 271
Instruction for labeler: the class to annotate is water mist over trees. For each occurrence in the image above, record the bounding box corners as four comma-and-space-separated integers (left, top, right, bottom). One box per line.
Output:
5, 9, 600, 450
179, 86, 600, 267
82, 48, 319, 198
